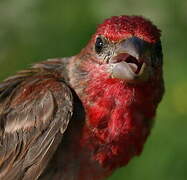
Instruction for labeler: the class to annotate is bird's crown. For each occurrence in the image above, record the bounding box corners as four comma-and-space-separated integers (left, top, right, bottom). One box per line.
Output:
96, 15, 161, 43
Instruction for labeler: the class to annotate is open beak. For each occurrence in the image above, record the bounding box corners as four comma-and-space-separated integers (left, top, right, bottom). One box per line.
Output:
110, 37, 152, 81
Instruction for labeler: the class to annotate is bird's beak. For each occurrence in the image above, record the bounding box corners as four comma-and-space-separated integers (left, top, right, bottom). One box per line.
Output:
110, 37, 152, 82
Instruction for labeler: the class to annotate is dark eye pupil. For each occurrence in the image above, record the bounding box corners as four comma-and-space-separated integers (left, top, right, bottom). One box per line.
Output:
95, 37, 104, 54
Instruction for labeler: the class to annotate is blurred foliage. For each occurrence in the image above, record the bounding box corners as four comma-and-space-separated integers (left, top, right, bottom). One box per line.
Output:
0, 0, 187, 179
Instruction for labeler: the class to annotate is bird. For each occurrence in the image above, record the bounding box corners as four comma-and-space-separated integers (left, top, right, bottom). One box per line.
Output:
0, 15, 164, 180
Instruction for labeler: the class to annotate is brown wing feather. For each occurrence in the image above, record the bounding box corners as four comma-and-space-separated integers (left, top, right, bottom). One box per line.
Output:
0, 62, 73, 180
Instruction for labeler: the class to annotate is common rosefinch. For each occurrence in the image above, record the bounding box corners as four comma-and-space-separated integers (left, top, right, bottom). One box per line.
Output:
0, 15, 164, 180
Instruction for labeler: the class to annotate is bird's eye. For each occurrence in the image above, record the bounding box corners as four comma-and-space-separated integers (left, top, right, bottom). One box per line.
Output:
95, 37, 104, 54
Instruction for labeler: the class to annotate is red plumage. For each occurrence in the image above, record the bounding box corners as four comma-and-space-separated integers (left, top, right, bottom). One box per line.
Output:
67, 15, 164, 179
80, 63, 162, 169
0, 15, 164, 180
96, 16, 161, 43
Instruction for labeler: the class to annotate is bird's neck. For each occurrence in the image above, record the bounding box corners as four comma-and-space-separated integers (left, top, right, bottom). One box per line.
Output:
81, 76, 156, 168
68, 58, 160, 170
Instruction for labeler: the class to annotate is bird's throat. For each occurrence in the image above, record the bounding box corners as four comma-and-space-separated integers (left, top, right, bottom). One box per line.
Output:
79, 73, 157, 169
68, 58, 162, 170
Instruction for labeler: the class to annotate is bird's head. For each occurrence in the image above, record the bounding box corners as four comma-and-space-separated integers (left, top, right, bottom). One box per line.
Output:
79, 15, 163, 83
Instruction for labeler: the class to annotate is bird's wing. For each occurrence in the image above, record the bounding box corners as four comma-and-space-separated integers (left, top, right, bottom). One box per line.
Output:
0, 67, 73, 180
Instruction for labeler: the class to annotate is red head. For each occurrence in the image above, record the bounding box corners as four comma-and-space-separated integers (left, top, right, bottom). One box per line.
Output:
78, 15, 163, 83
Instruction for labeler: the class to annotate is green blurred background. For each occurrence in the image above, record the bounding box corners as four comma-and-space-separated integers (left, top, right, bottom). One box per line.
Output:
0, 0, 186, 179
